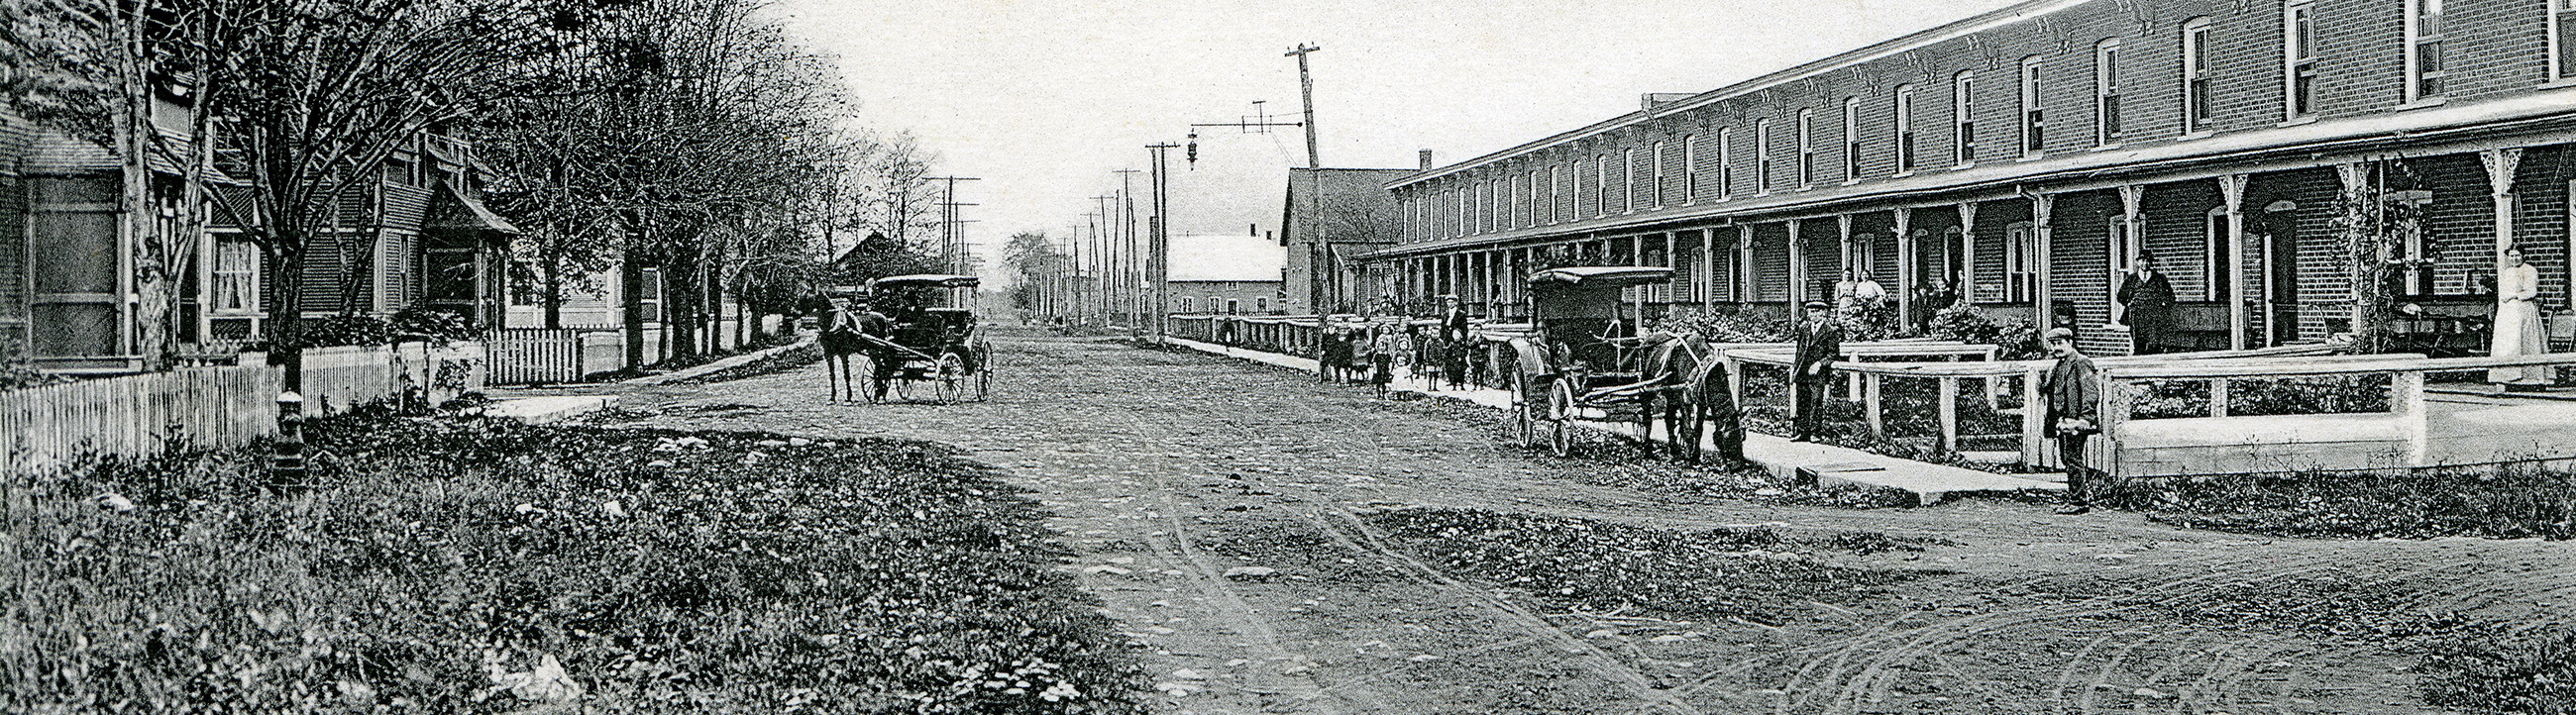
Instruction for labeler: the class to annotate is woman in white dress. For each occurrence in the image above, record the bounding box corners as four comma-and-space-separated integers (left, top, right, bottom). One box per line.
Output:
2489, 246, 2550, 386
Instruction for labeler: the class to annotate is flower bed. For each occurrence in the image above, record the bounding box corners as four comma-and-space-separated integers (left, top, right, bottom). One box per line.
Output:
8, 409, 1146, 713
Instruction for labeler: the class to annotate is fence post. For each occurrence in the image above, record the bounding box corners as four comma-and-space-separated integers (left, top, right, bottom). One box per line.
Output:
1937, 376, 1959, 453
1864, 372, 1884, 438
272, 391, 306, 489
2021, 367, 2047, 467
2209, 378, 2230, 418
2395, 368, 2428, 465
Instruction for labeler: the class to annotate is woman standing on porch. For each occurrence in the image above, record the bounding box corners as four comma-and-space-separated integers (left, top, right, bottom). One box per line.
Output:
2490, 246, 2551, 389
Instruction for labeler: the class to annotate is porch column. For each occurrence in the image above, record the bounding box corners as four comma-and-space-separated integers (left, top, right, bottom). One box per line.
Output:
1737, 225, 1755, 302
2030, 191, 2056, 332
1958, 201, 1980, 302
1893, 207, 1915, 330
2218, 174, 2249, 351
1838, 214, 1856, 284
1787, 219, 1807, 316
1632, 233, 1648, 325
1696, 231, 1712, 306
2483, 150, 2526, 326
2113, 184, 2143, 330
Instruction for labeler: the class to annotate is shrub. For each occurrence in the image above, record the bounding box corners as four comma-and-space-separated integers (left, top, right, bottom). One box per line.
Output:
0, 334, 74, 391
1926, 304, 2043, 359
296, 314, 393, 348
389, 307, 481, 343
1654, 307, 1791, 343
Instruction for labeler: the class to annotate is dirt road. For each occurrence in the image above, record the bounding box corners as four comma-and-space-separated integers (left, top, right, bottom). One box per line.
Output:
589, 330, 2574, 714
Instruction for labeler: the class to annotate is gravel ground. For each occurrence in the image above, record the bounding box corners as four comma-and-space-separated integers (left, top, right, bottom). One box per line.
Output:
576, 328, 2576, 715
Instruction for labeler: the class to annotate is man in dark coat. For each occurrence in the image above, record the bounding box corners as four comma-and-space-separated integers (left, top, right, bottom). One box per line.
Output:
2117, 254, 2178, 355
1440, 296, 1473, 390
2043, 327, 2103, 514
1791, 300, 1842, 442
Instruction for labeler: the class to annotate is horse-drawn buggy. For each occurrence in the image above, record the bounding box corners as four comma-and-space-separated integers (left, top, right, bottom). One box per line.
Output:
822, 274, 992, 404
1503, 266, 1735, 462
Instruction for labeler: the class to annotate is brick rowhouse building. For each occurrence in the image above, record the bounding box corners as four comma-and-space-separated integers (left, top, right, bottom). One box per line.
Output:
1366, 0, 2576, 358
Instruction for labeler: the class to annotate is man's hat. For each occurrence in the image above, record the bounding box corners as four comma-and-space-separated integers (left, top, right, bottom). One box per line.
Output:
2046, 327, 2077, 342
1802, 300, 1830, 310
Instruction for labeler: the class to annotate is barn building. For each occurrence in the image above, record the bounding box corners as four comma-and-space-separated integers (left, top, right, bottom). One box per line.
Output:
1365, 0, 2576, 358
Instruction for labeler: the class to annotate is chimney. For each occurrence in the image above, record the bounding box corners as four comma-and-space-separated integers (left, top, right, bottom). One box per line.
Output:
1642, 92, 1694, 111
1418, 150, 1435, 170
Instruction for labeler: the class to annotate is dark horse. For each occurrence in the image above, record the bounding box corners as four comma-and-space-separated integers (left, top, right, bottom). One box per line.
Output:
821, 306, 874, 403
1643, 333, 1746, 466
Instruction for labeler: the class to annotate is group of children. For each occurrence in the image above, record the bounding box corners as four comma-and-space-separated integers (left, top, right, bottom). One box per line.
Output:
1315, 321, 1474, 397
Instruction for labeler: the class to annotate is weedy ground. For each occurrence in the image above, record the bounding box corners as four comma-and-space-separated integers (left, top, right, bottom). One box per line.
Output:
5, 406, 1147, 714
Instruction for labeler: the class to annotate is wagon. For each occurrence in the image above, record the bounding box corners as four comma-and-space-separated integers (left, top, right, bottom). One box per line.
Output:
1504, 266, 1676, 457
859, 274, 992, 403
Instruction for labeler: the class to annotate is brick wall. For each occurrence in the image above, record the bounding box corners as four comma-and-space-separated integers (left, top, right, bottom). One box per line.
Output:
1798, 219, 1842, 303
2052, 190, 2123, 354
2141, 179, 2224, 301
2513, 145, 2575, 311
1753, 223, 1791, 301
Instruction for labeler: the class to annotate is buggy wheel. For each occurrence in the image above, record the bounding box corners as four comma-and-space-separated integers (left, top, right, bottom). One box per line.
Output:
935, 353, 967, 404
890, 363, 913, 402
857, 356, 885, 404
1547, 379, 1577, 458
974, 361, 992, 402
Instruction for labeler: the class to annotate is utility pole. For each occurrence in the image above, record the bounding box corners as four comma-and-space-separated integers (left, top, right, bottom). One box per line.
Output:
927, 176, 982, 273
1146, 143, 1180, 343
1092, 193, 1119, 324
1115, 169, 1142, 329
1285, 43, 1323, 169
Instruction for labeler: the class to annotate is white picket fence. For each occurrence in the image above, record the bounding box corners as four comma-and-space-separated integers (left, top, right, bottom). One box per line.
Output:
2, 341, 485, 472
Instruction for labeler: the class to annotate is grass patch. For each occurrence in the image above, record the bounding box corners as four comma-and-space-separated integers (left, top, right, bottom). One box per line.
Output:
671, 341, 821, 385
1362, 508, 1947, 625
2136, 463, 2576, 540
7, 408, 1145, 713
2417, 629, 2576, 714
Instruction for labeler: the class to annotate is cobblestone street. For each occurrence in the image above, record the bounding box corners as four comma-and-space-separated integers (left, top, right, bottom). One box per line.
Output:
588, 330, 2576, 715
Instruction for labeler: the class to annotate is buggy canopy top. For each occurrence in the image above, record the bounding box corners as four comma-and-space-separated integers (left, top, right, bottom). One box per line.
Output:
1526, 266, 1673, 288
871, 274, 982, 289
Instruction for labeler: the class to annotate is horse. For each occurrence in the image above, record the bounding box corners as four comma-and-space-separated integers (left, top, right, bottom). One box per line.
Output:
820, 307, 871, 403
1643, 332, 1746, 467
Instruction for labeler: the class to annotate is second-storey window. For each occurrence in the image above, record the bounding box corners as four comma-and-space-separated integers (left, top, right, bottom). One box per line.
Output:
2095, 39, 2123, 145
1796, 109, 1816, 188
2021, 56, 2045, 156
2288, 0, 2318, 119
2555, 0, 2576, 81
1756, 119, 1775, 193
1622, 148, 1638, 213
1842, 97, 1863, 180
1717, 128, 1736, 199
1597, 154, 1612, 216
1567, 160, 1581, 220
2406, 0, 2446, 101
2184, 18, 2213, 133
1651, 142, 1667, 208
1893, 85, 1918, 172
1954, 70, 1978, 165
1682, 134, 1700, 201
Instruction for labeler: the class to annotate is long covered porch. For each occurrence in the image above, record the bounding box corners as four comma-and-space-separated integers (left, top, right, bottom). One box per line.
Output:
1367, 143, 2576, 359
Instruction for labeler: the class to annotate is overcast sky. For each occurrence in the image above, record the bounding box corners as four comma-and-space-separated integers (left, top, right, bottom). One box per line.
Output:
773, 0, 2031, 272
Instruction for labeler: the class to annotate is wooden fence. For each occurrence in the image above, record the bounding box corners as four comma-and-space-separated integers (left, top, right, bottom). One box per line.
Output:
3, 342, 486, 473
485, 329, 584, 385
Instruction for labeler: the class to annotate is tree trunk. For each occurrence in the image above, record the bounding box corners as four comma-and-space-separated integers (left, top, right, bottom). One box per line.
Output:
267, 241, 307, 391
542, 244, 564, 330
621, 246, 646, 370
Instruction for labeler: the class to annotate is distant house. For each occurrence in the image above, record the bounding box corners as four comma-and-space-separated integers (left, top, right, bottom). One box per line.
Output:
1280, 166, 1412, 316
1169, 233, 1284, 315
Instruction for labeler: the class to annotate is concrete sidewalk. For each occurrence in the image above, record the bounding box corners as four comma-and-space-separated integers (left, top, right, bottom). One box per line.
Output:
1166, 337, 2063, 505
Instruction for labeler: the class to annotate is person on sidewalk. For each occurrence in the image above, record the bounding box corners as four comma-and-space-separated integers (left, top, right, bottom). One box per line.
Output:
1791, 300, 1842, 443
2490, 246, 2552, 390
2043, 327, 2103, 514
2117, 254, 2177, 356
1440, 296, 1473, 391
1368, 325, 1405, 398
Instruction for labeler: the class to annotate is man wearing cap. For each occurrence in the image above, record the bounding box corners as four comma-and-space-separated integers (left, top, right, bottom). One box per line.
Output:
1791, 300, 1842, 442
2043, 327, 2103, 514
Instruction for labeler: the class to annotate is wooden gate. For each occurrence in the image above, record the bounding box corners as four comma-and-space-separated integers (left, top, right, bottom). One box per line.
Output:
484, 329, 582, 384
